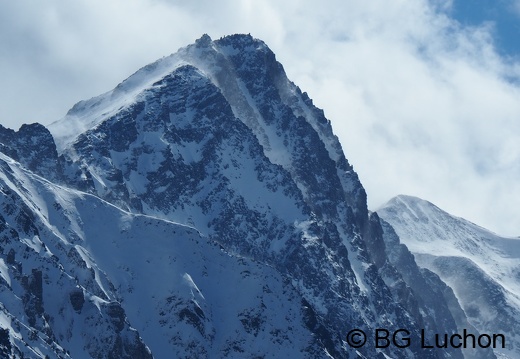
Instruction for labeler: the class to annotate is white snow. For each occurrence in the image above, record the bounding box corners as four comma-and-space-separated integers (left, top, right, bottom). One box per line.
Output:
19, 236, 43, 254
378, 195, 520, 299
0, 258, 11, 286
378, 195, 520, 358
48, 56, 192, 153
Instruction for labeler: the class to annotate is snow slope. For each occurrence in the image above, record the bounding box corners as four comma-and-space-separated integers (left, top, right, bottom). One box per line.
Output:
0, 151, 328, 358
378, 195, 520, 359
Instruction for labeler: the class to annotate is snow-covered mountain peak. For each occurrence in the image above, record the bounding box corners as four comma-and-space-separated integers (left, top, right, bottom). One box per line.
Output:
48, 34, 274, 153
3, 34, 511, 358
41, 34, 453, 357
378, 194, 517, 252
378, 194, 520, 358
378, 194, 440, 225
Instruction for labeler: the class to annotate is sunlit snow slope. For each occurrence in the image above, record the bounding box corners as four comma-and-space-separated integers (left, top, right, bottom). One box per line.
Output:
378, 195, 520, 359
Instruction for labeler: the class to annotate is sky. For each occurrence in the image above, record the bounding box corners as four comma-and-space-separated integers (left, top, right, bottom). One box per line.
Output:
0, 0, 519, 236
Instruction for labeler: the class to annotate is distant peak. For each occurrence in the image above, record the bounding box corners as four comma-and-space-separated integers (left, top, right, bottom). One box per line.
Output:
195, 33, 213, 48
219, 33, 254, 42
194, 33, 261, 49
381, 194, 428, 208
48, 33, 276, 153
395, 194, 426, 204
216, 33, 266, 50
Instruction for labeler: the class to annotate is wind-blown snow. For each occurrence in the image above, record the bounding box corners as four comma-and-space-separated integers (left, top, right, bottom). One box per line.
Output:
378, 194, 520, 358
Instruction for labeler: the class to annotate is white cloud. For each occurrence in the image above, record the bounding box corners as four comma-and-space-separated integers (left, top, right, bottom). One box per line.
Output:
511, 0, 520, 17
0, 0, 519, 235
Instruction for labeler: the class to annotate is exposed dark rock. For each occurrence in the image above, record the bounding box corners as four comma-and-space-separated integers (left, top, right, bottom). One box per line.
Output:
0, 123, 62, 181
0, 328, 11, 358
106, 302, 126, 333
22, 269, 44, 327
69, 288, 85, 313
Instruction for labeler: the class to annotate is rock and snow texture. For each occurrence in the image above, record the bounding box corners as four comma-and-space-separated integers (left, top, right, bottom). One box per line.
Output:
47, 34, 457, 358
0, 34, 505, 358
0, 153, 153, 358
0, 154, 328, 358
378, 195, 520, 359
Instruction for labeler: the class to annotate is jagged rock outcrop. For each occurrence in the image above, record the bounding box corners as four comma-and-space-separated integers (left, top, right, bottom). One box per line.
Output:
0, 123, 62, 181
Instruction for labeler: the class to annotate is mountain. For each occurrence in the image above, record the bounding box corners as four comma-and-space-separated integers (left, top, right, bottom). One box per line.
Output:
378, 195, 520, 359
0, 33, 502, 358
0, 151, 331, 358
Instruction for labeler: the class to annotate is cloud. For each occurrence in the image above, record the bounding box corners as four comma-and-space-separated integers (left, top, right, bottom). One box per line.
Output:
0, 0, 206, 126
260, 0, 520, 236
0, 0, 519, 235
513, 0, 520, 16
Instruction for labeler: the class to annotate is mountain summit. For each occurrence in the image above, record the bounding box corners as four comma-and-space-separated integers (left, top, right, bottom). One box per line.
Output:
0, 34, 502, 358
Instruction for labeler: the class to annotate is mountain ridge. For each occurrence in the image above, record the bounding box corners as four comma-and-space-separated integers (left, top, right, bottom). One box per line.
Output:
378, 194, 520, 358
0, 33, 506, 358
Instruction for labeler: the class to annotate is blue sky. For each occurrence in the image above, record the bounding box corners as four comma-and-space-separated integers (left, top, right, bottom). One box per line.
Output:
450, 0, 520, 57
0, 0, 519, 236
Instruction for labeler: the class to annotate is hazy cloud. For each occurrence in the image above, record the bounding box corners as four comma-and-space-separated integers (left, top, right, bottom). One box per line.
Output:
0, 0, 519, 235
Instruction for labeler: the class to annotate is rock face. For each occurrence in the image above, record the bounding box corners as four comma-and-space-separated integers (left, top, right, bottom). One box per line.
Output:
0, 123, 62, 181
0, 34, 504, 358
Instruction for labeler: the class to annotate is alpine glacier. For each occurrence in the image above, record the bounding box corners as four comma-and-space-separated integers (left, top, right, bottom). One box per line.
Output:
0, 34, 511, 358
